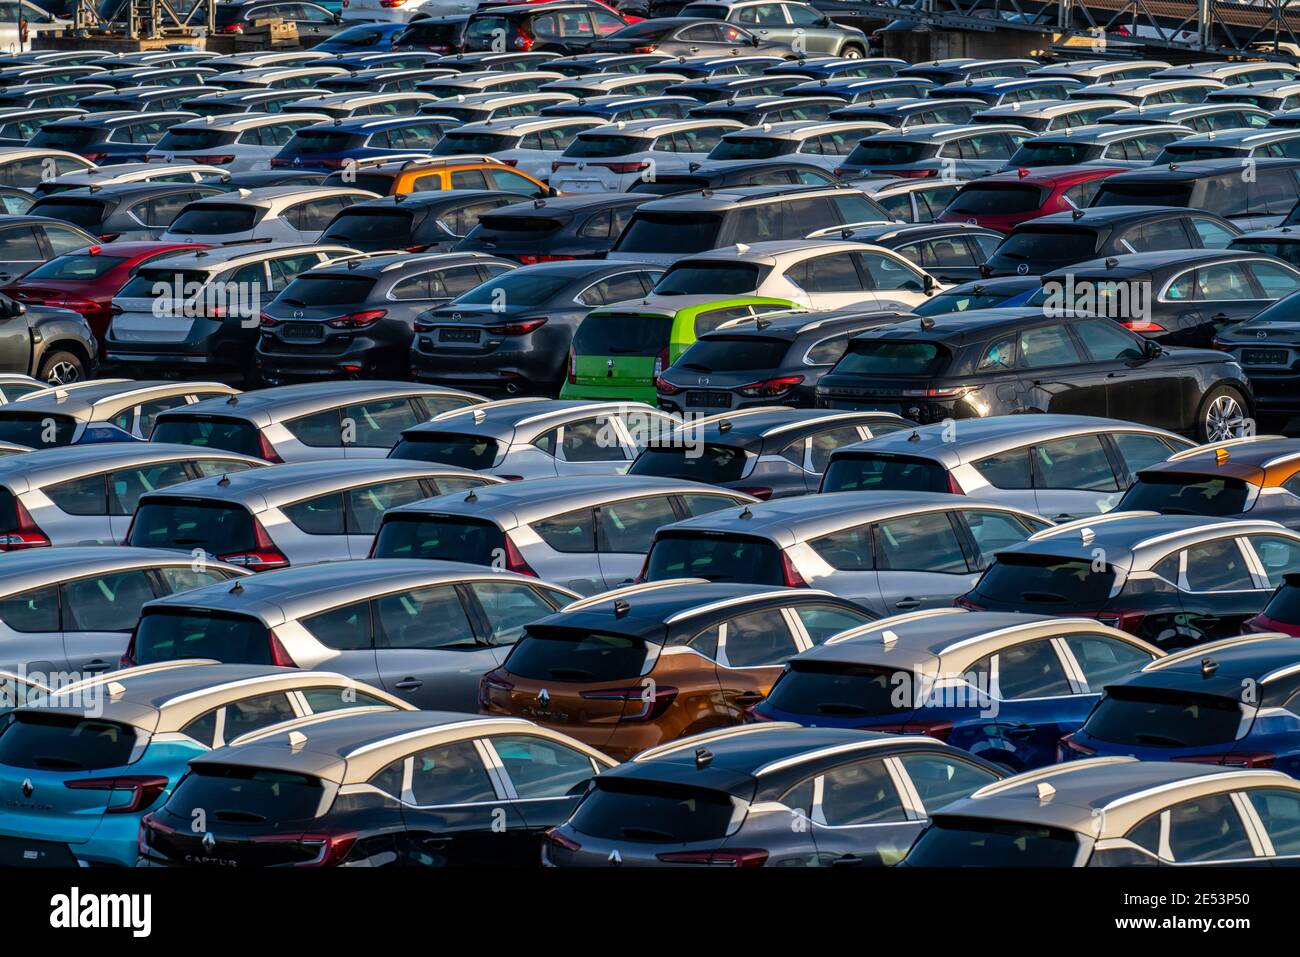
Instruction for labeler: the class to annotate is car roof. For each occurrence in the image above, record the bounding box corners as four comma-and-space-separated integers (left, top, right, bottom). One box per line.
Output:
1134, 437, 1300, 485
403, 397, 661, 442
0, 380, 235, 420
1110, 633, 1300, 698
156, 380, 481, 427
0, 441, 262, 493
0, 545, 243, 595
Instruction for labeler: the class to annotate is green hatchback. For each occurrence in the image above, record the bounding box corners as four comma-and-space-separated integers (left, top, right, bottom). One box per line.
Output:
561, 296, 800, 404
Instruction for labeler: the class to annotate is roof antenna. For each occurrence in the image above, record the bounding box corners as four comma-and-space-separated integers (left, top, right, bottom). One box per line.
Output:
695, 748, 713, 769
613, 598, 630, 618
229, 580, 244, 594
464, 488, 478, 502
1202, 657, 1219, 679
907, 430, 921, 442
225, 395, 238, 405
738, 505, 753, 519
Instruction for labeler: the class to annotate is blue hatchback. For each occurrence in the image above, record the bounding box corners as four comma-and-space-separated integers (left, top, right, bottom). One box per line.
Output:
752, 609, 1162, 772
1062, 632, 1300, 773
271, 115, 457, 171
314, 22, 405, 56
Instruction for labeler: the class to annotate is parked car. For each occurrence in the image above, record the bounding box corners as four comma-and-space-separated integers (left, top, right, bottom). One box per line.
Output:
454, 193, 649, 260
1089, 158, 1300, 231
430, 115, 603, 182
936, 165, 1122, 233
0, 215, 99, 285
837, 222, 1003, 284
550, 118, 744, 194
159, 186, 378, 245
146, 112, 333, 173
28, 182, 226, 242
1212, 288, 1300, 432
321, 191, 530, 253
26, 111, 197, 165
832, 124, 1031, 180
911, 276, 1039, 314
677, 0, 870, 56
1006, 123, 1189, 169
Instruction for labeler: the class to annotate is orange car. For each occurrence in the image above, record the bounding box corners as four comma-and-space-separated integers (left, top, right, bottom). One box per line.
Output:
479, 579, 875, 760
324, 155, 550, 197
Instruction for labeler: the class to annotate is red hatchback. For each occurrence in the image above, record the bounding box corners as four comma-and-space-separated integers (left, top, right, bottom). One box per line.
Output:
1, 241, 210, 346
937, 165, 1124, 233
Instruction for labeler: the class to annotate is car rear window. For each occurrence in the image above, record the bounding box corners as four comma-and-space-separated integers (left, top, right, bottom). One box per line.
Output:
167, 763, 325, 824
1008, 140, 1094, 166
118, 267, 211, 300
1083, 686, 1243, 748
388, 432, 500, 468
674, 335, 790, 372
573, 312, 672, 357
474, 214, 565, 238
127, 499, 257, 557
905, 816, 1081, 866
133, 609, 272, 665
505, 627, 653, 682
710, 136, 787, 161
167, 204, 259, 236
29, 124, 98, 151
156, 128, 239, 151
321, 208, 414, 247
970, 553, 1116, 607
285, 130, 364, 154
834, 341, 949, 376
1118, 473, 1250, 517
1092, 181, 1193, 208
645, 532, 785, 585
843, 140, 930, 166
566, 134, 652, 158
1264, 583, 1300, 624
455, 271, 572, 307
23, 252, 127, 280
568, 778, 737, 843
654, 262, 764, 297
371, 514, 506, 564
149, 415, 266, 455
765, 660, 910, 717
433, 131, 515, 155
0, 711, 140, 771
0, 412, 76, 448
1157, 145, 1234, 163
629, 444, 749, 483
946, 183, 1045, 215
820, 453, 951, 493
614, 212, 724, 255
276, 274, 377, 309
984, 227, 1099, 269
29, 198, 106, 230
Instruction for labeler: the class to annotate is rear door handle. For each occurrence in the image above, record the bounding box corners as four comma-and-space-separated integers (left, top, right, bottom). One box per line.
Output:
1106, 372, 1125, 379
1005, 724, 1036, 738
734, 692, 765, 707
83, 659, 111, 673
894, 598, 921, 610
395, 678, 424, 690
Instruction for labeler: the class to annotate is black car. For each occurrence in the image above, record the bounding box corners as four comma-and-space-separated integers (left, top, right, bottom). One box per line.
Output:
815, 309, 1254, 441
180, 88, 325, 117
826, 96, 983, 129
454, 194, 650, 261
671, 73, 804, 102
410, 260, 665, 396
391, 16, 469, 54
25, 111, 197, 165
587, 17, 795, 57
686, 94, 843, 125
0, 84, 115, 111
912, 276, 1039, 316
1089, 158, 1300, 231
627, 158, 836, 196
980, 206, 1242, 278
463, 2, 629, 56
138, 709, 617, 868
319, 190, 531, 254
657, 308, 914, 415
1037, 248, 1300, 348
217, 169, 327, 189
1213, 288, 1300, 431
256, 251, 518, 383
0, 108, 87, 146
27, 182, 226, 241
77, 86, 209, 114
1231, 225, 1300, 269
957, 513, 1297, 649
628, 407, 915, 499
212, 0, 346, 43
841, 222, 1004, 284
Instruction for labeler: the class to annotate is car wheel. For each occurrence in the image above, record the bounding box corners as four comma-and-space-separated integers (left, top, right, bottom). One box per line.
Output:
841, 43, 864, 58
1198, 385, 1250, 442
37, 350, 85, 386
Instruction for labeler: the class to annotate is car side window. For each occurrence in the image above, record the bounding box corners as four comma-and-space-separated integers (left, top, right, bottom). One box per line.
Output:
471, 582, 561, 646
408, 740, 496, 806
1248, 260, 1300, 299
107, 462, 192, 515
491, 734, 594, 798
1062, 634, 1155, 688
974, 449, 1033, 490
559, 417, 625, 462
1183, 538, 1255, 591
286, 409, 342, 448
719, 609, 798, 668
1167, 793, 1255, 862
1190, 217, 1237, 248
157, 566, 234, 593
1110, 431, 1179, 476
1017, 324, 1081, 368
345, 480, 428, 536
874, 512, 970, 573
993, 640, 1072, 698
817, 759, 906, 825
1247, 534, 1300, 587
531, 508, 596, 553
1031, 436, 1120, 491
810, 524, 874, 571
341, 399, 420, 448
0, 585, 59, 633
898, 754, 999, 812
1073, 319, 1144, 361
302, 600, 373, 651
963, 509, 1039, 567
300, 686, 390, 713
374, 585, 476, 650
596, 496, 677, 554
677, 492, 744, 517
1246, 788, 1300, 857
809, 426, 868, 473
45, 475, 108, 516
794, 604, 873, 645
283, 492, 346, 536
222, 692, 297, 742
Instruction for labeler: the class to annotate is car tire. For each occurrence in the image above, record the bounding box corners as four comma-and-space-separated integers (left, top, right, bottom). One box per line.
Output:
36, 349, 85, 386
840, 43, 864, 58
1196, 384, 1250, 442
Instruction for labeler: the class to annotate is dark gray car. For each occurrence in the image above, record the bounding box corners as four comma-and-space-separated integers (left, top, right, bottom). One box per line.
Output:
28, 182, 227, 242
0, 292, 99, 385
678, 0, 870, 57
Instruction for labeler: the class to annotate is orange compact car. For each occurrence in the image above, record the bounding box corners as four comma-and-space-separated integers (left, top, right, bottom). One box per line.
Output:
325, 155, 550, 197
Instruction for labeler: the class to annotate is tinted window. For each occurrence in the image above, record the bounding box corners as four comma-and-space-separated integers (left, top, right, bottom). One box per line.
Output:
820, 454, 950, 494
569, 779, 735, 843
61, 571, 156, 632
0, 712, 139, 772
375, 585, 475, 649
905, 817, 1080, 867
493, 734, 593, 799
971, 554, 1115, 607
371, 515, 505, 564
1063, 634, 1154, 687
1084, 686, 1242, 748
133, 611, 271, 665
506, 628, 650, 682
645, 533, 784, 585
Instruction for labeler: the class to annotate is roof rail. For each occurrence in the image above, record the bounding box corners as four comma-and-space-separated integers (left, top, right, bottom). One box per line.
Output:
971, 757, 1138, 798
631, 722, 801, 762
429, 396, 547, 422
1166, 434, 1288, 461
1133, 519, 1286, 552
1140, 632, 1291, 672
755, 736, 944, 776
760, 410, 905, 438
824, 607, 968, 645
1027, 511, 1159, 541
226, 705, 398, 748
562, 578, 709, 612
673, 405, 793, 432
56, 658, 218, 696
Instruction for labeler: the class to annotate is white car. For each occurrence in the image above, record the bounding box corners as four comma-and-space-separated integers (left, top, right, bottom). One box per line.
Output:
646, 239, 948, 310
146, 112, 332, 173
430, 115, 604, 183
551, 118, 745, 193
160, 185, 379, 244
342, 0, 474, 22
706, 120, 894, 173
31, 160, 225, 196
0, 145, 94, 189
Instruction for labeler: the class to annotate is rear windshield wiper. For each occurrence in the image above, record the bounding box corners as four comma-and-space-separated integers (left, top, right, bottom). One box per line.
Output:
816, 703, 873, 716
547, 668, 595, 680
620, 826, 675, 843
1133, 732, 1188, 747
1019, 591, 1067, 603
214, 810, 267, 823
30, 756, 84, 770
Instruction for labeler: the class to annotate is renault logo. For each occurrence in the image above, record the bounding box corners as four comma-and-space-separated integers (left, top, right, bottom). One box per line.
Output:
538, 688, 550, 709
202, 832, 216, 851
20, 778, 32, 799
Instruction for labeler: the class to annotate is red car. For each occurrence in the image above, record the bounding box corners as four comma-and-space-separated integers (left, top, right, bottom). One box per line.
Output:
1245, 573, 1300, 637
936, 165, 1124, 233
1, 241, 210, 346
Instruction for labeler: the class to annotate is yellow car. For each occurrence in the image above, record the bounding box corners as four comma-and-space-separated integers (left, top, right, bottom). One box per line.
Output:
325, 155, 551, 197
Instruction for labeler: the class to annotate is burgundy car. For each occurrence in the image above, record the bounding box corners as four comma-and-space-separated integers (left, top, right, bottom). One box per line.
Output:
1246, 572, 1300, 637
936, 165, 1124, 233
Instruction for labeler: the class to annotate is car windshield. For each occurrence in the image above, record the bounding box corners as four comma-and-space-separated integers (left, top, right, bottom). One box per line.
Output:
371, 514, 505, 564
654, 262, 763, 296
673, 336, 789, 373
133, 610, 272, 665
1264, 584, 1300, 624
645, 532, 785, 584
904, 817, 1081, 867
946, 183, 1045, 215
1083, 686, 1243, 748
629, 444, 749, 483
970, 553, 1116, 607
453, 272, 570, 307
1232, 241, 1300, 269
820, 453, 951, 493
614, 211, 724, 254
1118, 473, 1250, 516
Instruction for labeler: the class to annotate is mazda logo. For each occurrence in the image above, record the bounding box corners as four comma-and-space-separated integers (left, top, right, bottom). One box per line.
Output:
452, 313, 461, 321
293, 310, 303, 319
20, 778, 32, 799
202, 832, 216, 851
538, 688, 550, 709
698, 377, 709, 386
1258, 331, 1269, 339
1016, 263, 1029, 275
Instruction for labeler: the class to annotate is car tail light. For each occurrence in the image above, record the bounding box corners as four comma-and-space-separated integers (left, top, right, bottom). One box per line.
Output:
327, 309, 386, 329
517, 254, 576, 264
1173, 752, 1276, 768
652, 345, 669, 379
592, 161, 649, 174
901, 386, 973, 398
188, 154, 235, 165
44, 297, 97, 314
655, 848, 768, 867
268, 628, 297, 667
486, 317, 546, 335
1059, 733, 1096, 757
654, 375, 681, 395
877, 169, 938, 178
736, 375, 803, 398
1245, 613, 1300, 637
259, 312, 279, 327
217, 518, 289, 572
553, 160, 576, 172
257, 432, 283, 463
631, 45, 658, 53
736, 486, 773, 500
567, 347, 577, 385
1089, 610, 1144, 633
66, 775, 169, 814
252, 830, 358, 866
870, 720, 953, 741
543, 828, 581, 852
514, 28, 534, 50
380, 0, 407, 5
82, 152, 107, 163
503, 533, 537, 576
0, 500, 50, 551
1121, 319, 1166, 333
581, 684, 678, 721
946, 472, 964, 495
479, 671, 514, 709
781, 552, 806, 588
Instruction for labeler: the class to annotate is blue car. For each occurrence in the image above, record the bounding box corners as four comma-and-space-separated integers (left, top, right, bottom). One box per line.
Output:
271, 115, 457, 171
752, 609, 1162, 772
25, 111, 199, 165
314, 21, 406, 57
538, 94, 698, 121
1062, 632, 1300, 773
913, 276, 1041, 316
0, 661, 410, 866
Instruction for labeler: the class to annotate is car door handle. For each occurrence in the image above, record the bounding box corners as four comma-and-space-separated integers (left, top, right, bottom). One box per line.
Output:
894, 598, 921, 610
734, 692, 765, 707
1106, 372, 1125, 379
395, 678, 424, 690
1212, 313, 1230, 321
1005, 724, 1036, 738
830, 854, 865, 867
82, 659, 111, 673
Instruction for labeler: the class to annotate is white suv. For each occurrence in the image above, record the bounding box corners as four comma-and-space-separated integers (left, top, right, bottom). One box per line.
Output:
146, 113, 331, 173
160, 185, 379, 244
552, 118, 744, 194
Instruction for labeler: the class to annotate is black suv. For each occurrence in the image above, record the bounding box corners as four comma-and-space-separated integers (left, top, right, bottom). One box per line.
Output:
981, 206, 1241, 278
1213, 288, 1300, 431
814, 309, 1254, 441
1089, 158, 1300, 231
455, 194, 650, 260
319, 191, 530, 254
627, 159, 836, 196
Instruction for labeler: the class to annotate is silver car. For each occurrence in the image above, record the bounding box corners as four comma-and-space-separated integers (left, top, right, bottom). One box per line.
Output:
642, 490, 1051, 615
149, 380, 486, 462
0, 546, 246, 676
371, 475, 757, 594
131, 559, 579, 710
127, 459, 503, 569
388, 398, 678, 480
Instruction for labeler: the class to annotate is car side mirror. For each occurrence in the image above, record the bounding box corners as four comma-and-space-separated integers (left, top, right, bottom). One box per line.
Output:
922, 274, 937, 295
0, 296, 24, 319
1142, 338, 1162, 358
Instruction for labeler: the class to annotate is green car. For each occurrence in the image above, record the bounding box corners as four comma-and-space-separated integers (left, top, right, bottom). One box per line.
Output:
561, 296, 800, 404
